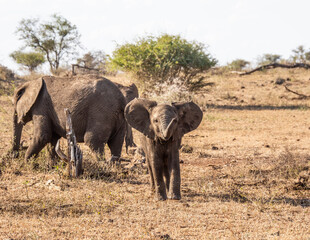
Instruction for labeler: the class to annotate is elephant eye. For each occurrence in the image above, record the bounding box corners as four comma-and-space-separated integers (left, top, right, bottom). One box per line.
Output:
154, 119, 158, 123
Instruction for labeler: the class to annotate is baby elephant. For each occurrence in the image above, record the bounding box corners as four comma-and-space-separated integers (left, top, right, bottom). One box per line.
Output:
125, 98, 203, 200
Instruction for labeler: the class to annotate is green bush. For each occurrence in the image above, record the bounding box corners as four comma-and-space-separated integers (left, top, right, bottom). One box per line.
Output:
110, 34, 217, 92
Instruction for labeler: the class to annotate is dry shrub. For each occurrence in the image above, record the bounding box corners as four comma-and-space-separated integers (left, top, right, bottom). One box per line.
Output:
143, 78, 193, 103
196, 149, 310, 208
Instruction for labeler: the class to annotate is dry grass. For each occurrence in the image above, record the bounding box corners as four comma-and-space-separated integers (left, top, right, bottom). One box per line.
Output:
0, 69, 310, 239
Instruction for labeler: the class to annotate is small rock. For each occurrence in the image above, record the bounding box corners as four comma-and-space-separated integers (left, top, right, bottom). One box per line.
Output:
275, 78, 285, 85
181, 144, 193, 153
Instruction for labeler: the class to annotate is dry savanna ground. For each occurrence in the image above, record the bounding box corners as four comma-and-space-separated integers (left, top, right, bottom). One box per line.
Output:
0, 68, 310, 239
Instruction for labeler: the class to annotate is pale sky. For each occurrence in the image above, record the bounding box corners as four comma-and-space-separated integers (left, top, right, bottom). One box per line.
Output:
1, 0, 310, 73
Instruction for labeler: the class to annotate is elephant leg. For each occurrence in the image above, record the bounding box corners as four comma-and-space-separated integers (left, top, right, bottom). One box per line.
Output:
84, 131, 105, 161
46, 134, 60, 168
146, 158, 155, 190
25, 116, 52, 161
151, 157, 167, 201
167, 151, 181, 200
163, 165, 170, 191
107, 123, 125, 162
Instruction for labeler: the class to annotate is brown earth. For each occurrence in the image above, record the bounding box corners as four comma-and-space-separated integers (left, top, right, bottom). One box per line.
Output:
0, 69, 309, 239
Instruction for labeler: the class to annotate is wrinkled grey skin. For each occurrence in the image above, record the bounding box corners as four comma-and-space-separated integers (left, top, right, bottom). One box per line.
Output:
125, 98, 203, 200
12, 76, 126, 163
114, 83, 139, 152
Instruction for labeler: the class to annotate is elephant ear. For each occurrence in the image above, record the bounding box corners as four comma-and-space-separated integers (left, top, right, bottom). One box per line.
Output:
125, 98, 157, 139
172, 101, 203, 136
14, 78, 43, 123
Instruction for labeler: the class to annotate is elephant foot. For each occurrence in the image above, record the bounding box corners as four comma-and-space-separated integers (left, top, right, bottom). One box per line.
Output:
7, 149, 19, 159
109, 155, 121, 165
168, 193, 181, 200
155, 191, 167, 201
156, 195, 167, 201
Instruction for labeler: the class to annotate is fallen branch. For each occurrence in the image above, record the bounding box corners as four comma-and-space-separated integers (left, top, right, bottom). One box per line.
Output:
55, 108, 83, 177
240, 63, 310, 76
284, 85, 310, 99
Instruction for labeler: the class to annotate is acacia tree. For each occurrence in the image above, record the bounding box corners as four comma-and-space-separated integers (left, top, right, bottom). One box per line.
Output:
10, 50, 45, 72
110, 34, 217, 91
16, 14, 81, 74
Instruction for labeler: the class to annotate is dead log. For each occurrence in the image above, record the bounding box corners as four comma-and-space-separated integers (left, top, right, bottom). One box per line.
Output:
240, 63, 310, 76
55, 108, 83, 177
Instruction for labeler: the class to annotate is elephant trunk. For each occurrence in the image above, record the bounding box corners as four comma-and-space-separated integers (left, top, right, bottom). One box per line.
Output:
12, 110, 23, 153
161, 115, 177, 141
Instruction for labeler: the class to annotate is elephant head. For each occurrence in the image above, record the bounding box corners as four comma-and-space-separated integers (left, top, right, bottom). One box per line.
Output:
125, 98, 203, 142
12, 78, 43, 152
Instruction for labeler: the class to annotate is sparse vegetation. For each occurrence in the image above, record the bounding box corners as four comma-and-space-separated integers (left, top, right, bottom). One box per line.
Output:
257, 53, 282, 66
290, 45, 310, 63
0, 68, 310, 239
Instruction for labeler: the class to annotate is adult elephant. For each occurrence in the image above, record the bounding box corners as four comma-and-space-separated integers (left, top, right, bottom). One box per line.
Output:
12, 75, 126, 163
125, 98, 203, 200
114, 82, 139, 152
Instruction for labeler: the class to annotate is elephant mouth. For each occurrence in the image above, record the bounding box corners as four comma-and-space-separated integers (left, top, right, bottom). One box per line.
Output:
161, 136, 171, 141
